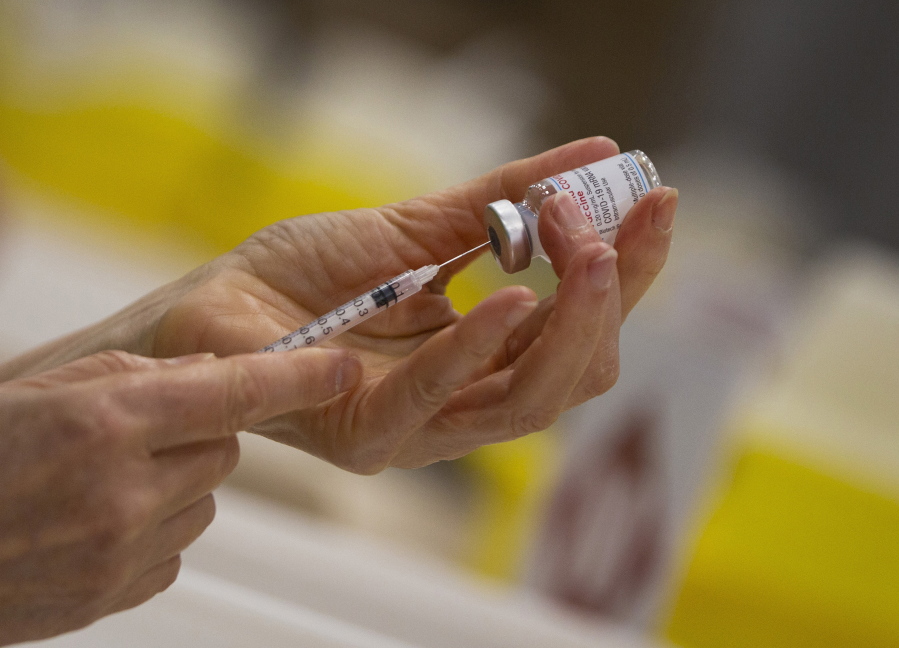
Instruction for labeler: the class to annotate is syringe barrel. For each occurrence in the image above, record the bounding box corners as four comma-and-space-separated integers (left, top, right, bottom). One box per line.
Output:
259, 268, 426, 352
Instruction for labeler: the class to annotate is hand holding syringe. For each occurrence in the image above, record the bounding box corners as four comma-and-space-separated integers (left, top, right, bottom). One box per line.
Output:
260, 242, 489, 353
5, 138, 674, 490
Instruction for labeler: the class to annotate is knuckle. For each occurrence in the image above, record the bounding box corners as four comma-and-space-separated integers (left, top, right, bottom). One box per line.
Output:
406, 375, 450, 414
82, 554, 131, 597
583, 356, 621, 397
94, 490, 153, 549
91, 399, 131, 442
78, 383, 141, 446
629, 244, 669, 284
638, 257, 666, 284
603, 358, 622, 391
193, 494, 217, 533
158, 555, 182, 593
222, 362, 267, 432
330, 448, 390, 476
320, 413, 398, 476
54, 390, 127, 448
218, 435, 241, 477
89, 349, 144, 373
573, 315, 600, 342
345, 461, 387, 476
511, 407, 559, 438
454, 319, 500, 359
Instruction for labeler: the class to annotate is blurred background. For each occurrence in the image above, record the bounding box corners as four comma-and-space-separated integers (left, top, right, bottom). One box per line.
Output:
1, 1, 898, 646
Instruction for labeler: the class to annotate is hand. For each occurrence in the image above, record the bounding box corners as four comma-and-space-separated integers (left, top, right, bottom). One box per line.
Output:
150, 137, 677, 473
0, 348, 360, 645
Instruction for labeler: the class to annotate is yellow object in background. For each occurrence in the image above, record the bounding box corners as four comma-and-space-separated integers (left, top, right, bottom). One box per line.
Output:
0, 3, 435, 258
663, 253, 899, 648
462, 430, 561, 581
666, 442, 899, 648
0, 100, 419, 258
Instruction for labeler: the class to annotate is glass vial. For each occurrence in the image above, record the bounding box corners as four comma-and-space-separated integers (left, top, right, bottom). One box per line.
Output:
484, 150, 661, 273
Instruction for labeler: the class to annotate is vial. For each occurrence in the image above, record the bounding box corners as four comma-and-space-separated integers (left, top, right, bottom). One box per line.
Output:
484, 150, 661, 273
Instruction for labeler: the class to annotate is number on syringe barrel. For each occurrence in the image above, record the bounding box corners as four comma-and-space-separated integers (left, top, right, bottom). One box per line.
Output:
335, 307, 352, 326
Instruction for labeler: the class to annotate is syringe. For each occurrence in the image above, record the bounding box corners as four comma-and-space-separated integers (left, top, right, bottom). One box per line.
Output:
259, 242, 489, 353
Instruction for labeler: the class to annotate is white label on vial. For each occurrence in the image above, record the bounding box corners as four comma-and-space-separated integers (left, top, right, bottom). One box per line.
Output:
547, 153, 651, 246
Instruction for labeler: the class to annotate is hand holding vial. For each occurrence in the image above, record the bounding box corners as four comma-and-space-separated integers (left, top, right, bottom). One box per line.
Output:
0, 137, 674, 644
148, 137, 676, 472
3, 137, 677, 474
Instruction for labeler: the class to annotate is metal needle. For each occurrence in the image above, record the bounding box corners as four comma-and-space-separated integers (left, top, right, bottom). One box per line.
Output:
438, 241, 490, 268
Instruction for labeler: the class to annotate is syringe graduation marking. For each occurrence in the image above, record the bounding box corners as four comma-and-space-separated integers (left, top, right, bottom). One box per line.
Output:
259, 269, 427, 352
258, 241, 488, 353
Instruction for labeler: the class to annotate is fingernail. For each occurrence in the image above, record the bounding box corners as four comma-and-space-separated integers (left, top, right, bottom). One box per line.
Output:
336, 354, 363, 392
164, 352, 216, 365
505, 300, 539, 328
588, 247, 617, 290
554, 192, 589, 230
652, 187, 678, 232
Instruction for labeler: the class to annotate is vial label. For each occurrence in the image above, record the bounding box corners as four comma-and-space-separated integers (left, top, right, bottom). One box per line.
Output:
547, 152, 652, 245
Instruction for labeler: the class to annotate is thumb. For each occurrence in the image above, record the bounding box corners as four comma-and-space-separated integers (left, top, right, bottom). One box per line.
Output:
83, 347, 364, 451
216, 348, 364, 422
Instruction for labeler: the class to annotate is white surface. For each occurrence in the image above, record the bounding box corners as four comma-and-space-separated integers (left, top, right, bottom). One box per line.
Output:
0, 216, 660, 647
33, 567, 417, 648
32, 488, 663, 648
0, 213, 185, 359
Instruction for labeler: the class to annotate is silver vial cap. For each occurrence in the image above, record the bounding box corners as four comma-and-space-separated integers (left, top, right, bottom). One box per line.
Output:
484, 199, 532, 274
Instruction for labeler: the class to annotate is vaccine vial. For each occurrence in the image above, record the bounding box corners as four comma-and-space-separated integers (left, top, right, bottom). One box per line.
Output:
484, 151, 661, 273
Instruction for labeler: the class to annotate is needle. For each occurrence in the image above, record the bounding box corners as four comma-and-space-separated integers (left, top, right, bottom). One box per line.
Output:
438, 241, 490, 268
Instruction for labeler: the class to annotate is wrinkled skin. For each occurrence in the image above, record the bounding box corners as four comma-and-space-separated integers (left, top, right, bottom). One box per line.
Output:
152, 137, 677, 473
0, 137, 675, 644
0, 348, 361, 645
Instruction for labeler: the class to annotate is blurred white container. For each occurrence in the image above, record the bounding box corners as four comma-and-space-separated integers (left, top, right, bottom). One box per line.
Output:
31, 488, 666, 648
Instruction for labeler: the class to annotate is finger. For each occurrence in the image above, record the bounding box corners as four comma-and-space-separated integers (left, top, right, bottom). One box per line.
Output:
495, 191, 605, 365
539, 191, 606, 277
76, 348, 363, 452
446, 243, 620, 443
5, 350, 215, 390
510, 241, 620, 417
502, 294, 555, 366
503, 189, 673, 410
106, 555, 181, 615
507, 188, 674, 359
331, 286, 538, 474
152, 437, 237, 520
463, 136, 621, 215
140, 494, 217, 568
392, 137, 621, 256
500, 185, 675, 350
613, 186, 676, 320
